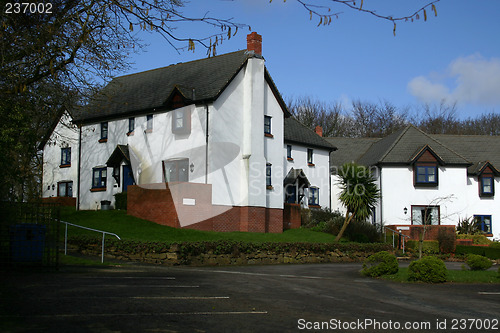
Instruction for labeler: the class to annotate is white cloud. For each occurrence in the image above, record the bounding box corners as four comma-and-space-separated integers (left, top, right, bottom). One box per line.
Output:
408, 54, 500, 107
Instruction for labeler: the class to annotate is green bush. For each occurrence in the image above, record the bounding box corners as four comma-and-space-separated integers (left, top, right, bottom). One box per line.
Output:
406, 240, 440, 254
489, 242, 500, 249
362, 251, 398, 277
456, 234, 492, 245
114, 192, 127, 210
455, 245, 500, 260
408, 256, 447, 283
466, 254, 493, 271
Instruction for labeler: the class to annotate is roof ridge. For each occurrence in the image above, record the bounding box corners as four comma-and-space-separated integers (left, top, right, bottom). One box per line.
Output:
112, 50, 249, 81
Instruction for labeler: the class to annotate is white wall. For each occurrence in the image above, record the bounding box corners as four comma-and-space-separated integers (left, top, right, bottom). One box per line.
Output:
285, 144, 331, 209
42, 111, 79, 201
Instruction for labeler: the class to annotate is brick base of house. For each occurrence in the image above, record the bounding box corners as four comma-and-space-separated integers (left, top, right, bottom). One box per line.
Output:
127, 183, 288, 233
386, 224, 456, 241
41, 196, 77, 207
283, 203, 301, 230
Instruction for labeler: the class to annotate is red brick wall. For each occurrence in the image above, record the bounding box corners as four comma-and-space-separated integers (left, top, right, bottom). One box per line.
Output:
283, 203, 301, 230
127, 183, 284, 233
386, 224, 455, 241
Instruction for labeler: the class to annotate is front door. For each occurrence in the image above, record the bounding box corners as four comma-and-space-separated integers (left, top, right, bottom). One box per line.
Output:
122, 164, 135, 192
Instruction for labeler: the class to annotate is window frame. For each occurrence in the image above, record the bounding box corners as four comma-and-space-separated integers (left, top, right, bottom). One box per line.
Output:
162, 158, 189, 183
146, 114, 153, 132
411, 205, 440, 225
91, 167, 107, 191
57, 181, 73, 197
474, 215, 492, 234
479, 175, 494, 197
266, 163, 272, 189
264, 115, 273, 138
99, 122, 108, 142
307, 148, 314, 166
308, 187, 319, 206
414, 163, 438, 186
60, 147, 71, 167
172, 108, 191, 135
127, 117, 135, 135
286, 144, 293, 161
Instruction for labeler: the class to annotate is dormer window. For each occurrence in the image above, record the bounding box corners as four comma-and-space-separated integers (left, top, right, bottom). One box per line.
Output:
415, 164, 438, 185
478, 164, 496, 197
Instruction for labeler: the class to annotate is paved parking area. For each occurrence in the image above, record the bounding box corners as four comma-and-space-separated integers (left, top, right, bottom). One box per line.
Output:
1, 262, 499, 332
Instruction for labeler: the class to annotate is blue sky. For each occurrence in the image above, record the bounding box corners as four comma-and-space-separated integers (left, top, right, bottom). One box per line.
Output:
123, 0, 500, 119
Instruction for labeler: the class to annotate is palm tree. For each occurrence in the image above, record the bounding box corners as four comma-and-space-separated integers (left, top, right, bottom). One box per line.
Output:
335, 163, 380, 242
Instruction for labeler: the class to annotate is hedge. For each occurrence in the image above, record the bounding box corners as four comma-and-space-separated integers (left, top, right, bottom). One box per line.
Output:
406, 240, 439, 254
455, 245, 500, 260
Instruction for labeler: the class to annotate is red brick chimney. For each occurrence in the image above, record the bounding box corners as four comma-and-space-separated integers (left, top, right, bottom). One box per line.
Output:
247, 32, 262, 56
315, 126, 323, 137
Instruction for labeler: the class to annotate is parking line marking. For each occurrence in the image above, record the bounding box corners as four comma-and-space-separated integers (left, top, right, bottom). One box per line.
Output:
184, 269, 334, 280
2, 311, 268, 319
77, 277, 176, 280
478, 292, 500, 295
13, 296, 230, 300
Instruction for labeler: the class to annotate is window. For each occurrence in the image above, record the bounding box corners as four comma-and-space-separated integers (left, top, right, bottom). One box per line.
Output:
309, 187, 319, 206
480, 176, 494, 197
92, 167, 107, 189
287, 145, 293, 160
411, 205, 440, 225
264, 116, 272, 137
58, 181, 73, 197
163, 159, 189, 182
266, 163, 272, 188
100, 122, 108, 142
172, 109, 191, 134
146, 114, 153, 132
128, 117, 135, 135
60, 147, 71, 167
307, 148, 314, 166
414, 164, 438, 185
474, 215, 492, 234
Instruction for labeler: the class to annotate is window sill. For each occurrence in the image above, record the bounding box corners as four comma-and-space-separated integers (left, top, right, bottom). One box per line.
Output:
127, 131, 134, 136
287, 158, 294, 161
98, 138, 108, 143
90, 187, 106, 192
145, 129, 153, 133
266, 185, 274, 190
308, 163, 315, 167
59, 164, 71, 168
264, 133, 274, 138
309, 204, 321, 208
479, 193, 494, 198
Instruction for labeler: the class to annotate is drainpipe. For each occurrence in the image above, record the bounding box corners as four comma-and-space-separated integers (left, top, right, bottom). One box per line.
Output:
77, 124, 82, 211
378, 165, 383, 227
205, 104, 209, 184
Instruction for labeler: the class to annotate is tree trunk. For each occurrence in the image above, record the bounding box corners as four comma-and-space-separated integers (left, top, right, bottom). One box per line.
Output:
335, 210, 355, 242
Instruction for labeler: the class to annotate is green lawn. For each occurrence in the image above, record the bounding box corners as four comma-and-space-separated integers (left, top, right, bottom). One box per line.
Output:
60, 208, 337, 243
382, 267, 500, 283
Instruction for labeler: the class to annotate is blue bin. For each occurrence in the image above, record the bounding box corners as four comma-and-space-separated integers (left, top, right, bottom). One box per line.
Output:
10, 224, 46, 262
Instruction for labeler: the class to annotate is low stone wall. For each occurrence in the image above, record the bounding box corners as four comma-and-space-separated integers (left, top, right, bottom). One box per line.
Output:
70, 239, 392, 266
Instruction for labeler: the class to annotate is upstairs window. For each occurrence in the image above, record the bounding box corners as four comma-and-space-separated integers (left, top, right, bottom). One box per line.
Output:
100, 122, 108, 142
480, 176, 494, 197
60, 147, 71, 167
307, 148, 314, 166
309, 187, 319, 206
92, 167, 107, 190
414, 164, 438, 186
146, 114, 153, 132
286, 145, 293, 160
264, 116, 273, 137
128, 117, 135, 135
172, 109, 191, 135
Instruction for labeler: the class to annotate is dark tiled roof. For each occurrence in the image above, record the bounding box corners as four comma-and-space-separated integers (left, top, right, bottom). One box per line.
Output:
73, 50, 289, 123
325, 137, 380, 169
431, 134, 500, 174
284, 168, 310, 187
284, 117, 336, 150
106, 145, 130, 167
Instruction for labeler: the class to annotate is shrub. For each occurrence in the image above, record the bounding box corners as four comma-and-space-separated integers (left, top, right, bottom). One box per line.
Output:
362, 251, 398, 277
466, 254, 493, 271
489, 242, 500, 249
406, 240, 439, 254
114, 192, 127, 210
456, 234, 492, 245
408, 256, 447, 283
455, 245, 500, 260
456, 216, 482, 235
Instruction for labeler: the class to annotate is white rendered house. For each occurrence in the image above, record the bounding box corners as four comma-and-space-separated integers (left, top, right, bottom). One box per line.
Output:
40, 33, 334, 232
327, 125, 500, 239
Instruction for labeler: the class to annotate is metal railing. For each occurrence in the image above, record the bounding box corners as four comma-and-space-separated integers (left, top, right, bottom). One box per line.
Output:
60, 220, 121, 263
384, 226, 410, 254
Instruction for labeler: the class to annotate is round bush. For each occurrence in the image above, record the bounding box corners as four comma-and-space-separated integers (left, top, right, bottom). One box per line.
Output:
466, 254, 492, 271
362, 251, 398, 277
408, 256, 447, 283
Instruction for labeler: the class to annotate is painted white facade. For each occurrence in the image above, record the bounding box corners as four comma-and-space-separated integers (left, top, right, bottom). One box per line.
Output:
330, 165, 500, 239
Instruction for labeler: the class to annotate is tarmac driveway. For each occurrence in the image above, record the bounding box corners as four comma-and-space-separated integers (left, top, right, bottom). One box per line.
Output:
1, 262, 499, 332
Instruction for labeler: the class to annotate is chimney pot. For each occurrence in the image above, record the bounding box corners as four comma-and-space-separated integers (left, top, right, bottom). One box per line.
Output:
247, 32, 262, 55
315, 126, 323, 137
